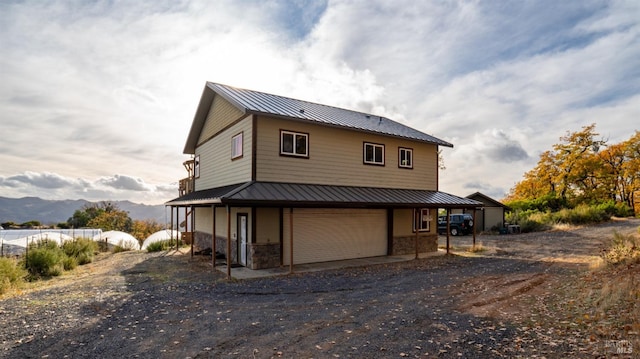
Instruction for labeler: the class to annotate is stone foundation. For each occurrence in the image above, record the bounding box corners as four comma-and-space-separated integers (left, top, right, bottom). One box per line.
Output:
193, 231, 237, 262
249, 243, 281, 269
391, 234, 438, 255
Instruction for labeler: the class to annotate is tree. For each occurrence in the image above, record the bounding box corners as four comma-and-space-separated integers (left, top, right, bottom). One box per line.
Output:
505, 123, 639, 214
67, 202, 133, 231
131, 219, 165, 243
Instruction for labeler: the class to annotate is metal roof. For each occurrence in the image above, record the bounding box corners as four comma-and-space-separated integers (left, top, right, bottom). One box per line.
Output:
207, 82, 453, 147
166, 181, 482, 208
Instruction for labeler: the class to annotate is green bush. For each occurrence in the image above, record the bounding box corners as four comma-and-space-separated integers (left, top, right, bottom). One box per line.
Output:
0, 257, 26, 295
62, 238, 97, 265
62, 256, 78, 271
146, 240, 171, 252
551, 204, 611, 225
24, 240, 66, 279
112, 240, 137, 253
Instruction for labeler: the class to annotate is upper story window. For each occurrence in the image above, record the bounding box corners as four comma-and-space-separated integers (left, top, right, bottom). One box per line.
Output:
231, 132, 243, 159
194, 155, 200, 178
280, 130, 308, 157
413, 208, 431, 232
399, 147, 413, 169
364, 142, 385, 165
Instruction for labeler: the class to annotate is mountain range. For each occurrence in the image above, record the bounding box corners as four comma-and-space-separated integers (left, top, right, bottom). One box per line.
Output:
0, 196, 167, 225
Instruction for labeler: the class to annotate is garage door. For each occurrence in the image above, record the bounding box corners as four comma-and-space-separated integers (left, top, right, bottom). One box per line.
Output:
283, 208, 387, 265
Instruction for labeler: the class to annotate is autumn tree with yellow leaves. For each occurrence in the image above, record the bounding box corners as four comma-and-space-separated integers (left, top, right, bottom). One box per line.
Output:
505, 124, 639, 215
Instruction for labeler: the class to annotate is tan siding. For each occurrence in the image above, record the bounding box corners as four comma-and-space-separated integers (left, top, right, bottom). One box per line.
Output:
195, 207, 213, 234
484, 207, 504, 231
393, 208, 435, 237
195, 206, 253, 239
195, 115, 252, 190
255, 116, 438, 190
255, 207, 280, 244
198, 95, 244, 145
393, 209, 414, 237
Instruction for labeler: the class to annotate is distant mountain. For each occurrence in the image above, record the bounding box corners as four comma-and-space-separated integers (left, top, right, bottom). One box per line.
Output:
0, 196, 167, 225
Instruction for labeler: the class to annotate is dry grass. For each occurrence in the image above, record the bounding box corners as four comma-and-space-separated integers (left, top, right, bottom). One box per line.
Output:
466, 242, 486, 253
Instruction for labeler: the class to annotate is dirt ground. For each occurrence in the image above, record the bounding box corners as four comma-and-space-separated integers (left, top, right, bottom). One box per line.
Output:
1, 218, 638, 358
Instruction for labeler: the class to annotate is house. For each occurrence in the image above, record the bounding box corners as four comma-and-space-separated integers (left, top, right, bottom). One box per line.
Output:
166, 82, 482, 273
452, 192, 508, 232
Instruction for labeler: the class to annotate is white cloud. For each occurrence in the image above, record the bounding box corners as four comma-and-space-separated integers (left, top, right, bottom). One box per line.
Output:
0, 0, 637, 204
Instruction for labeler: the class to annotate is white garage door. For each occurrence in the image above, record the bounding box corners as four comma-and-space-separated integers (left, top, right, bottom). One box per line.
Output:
283, 208, 387, 265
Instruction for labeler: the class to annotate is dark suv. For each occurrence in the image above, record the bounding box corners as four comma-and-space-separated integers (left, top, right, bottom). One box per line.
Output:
438, 214, 474, 236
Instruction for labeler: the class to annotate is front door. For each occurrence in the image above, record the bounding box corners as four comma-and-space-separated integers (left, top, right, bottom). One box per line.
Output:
238, 213, 248, 266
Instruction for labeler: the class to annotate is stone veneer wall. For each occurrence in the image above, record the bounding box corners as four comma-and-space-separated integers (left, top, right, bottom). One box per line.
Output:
249, 243, 281, 269
193, 231, 237, 262
391, 234, 438, 255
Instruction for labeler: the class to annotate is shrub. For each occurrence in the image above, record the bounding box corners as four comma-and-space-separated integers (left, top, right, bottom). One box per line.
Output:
62, 256, 78, 271
62, 238, 98, 265
601, 231, 640, 265
551, 204, 610, 225
112, 240, 137, 253
146, 240, 171, 252
0, 257, 26, 295
23, 240, 66, 279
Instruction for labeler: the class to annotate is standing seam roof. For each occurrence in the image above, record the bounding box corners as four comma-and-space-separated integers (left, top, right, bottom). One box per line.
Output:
165, 182, 483, 208
207, 82, 453, 147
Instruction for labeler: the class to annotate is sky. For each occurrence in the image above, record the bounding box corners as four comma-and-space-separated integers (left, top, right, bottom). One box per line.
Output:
1, 0, 638, 205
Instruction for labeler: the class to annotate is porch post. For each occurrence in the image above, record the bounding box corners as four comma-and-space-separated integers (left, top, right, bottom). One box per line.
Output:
169, 206, 174, 248
472, 208, 477, 250
446, 208, 451, 254
184, 206, 188, 250
212, 205, 216, 271
289, 207, 294, 274
190, 205, 195, 259
414, 208, 419, 259
226, 205, 231, 280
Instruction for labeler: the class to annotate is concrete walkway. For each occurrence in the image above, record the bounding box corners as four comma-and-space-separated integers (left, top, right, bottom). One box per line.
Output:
215, 249, 447, 280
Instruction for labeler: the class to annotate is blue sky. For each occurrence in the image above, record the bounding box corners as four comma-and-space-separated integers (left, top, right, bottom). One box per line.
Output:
1, 0, 638, 204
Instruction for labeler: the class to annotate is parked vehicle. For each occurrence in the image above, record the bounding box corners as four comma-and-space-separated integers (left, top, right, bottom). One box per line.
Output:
438, 214, 474, 236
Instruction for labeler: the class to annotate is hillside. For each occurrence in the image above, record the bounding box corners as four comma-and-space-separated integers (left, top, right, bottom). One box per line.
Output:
0, 196, 166, 225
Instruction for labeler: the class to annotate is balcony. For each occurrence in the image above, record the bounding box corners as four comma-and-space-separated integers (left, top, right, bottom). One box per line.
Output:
179, 177, 194, 196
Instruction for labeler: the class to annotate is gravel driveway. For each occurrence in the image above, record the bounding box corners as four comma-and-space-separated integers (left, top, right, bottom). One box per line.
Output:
1, 218, 638, 358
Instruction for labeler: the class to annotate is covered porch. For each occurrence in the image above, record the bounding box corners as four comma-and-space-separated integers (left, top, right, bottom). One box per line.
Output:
165, 181, 483, 280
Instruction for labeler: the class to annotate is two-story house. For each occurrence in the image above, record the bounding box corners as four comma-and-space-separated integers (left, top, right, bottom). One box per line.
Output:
166, 82, 481, 273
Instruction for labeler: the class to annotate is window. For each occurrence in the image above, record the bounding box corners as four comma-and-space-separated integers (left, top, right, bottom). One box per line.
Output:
364, 142, 385, 165
413, 208, 431, 232
280, 130, 308, 157
399, 147, 413, 169
194, 155, 200, 178
231, 132, 243, 159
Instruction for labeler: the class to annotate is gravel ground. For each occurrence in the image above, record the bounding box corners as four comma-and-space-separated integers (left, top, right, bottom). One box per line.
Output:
1, 218, 638, 358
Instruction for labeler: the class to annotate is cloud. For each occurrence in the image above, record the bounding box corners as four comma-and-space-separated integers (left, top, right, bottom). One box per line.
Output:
97, 175, 152, 192
2, 172, 83, 189
0, 172, 176, 204
0, 0, 637, 205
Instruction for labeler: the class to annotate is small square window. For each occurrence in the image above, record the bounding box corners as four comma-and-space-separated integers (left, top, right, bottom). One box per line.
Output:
231, 132, 243, 159
194, 155, 200, 179
399, 147, 413, 169
280, 130, 309, 157
364, 142, 384, 165
413, 208, 431, 232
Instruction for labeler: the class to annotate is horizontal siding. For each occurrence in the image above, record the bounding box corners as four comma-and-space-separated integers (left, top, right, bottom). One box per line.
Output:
393, 208, 435, 237
198, 94, 244, 145
195, 115, 252, 190
255, 207, 280, 244
195, 207, 213, 234
255, 116, 438, 190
